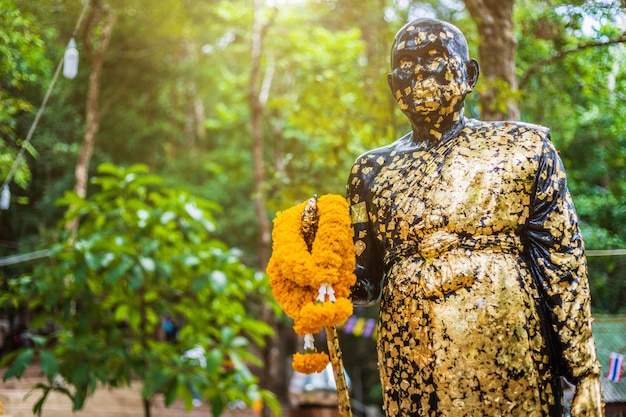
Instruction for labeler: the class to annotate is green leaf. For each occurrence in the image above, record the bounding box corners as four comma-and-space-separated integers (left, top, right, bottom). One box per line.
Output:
73, 391, 85, 411
163, 378, 179, 406
160, 211, 176, 224
220, 327, 234, 347
210, 394, 226, 417
230, 336, 249, 348
128, 265, 144, 290
184, 202, 204, 221
105, 257, 134, 284
229, 352, 253, 382
210, 270, 227, 292
137, 209, 150, 227
39, 350, 59, 378
261, 390, 282, 416
139, 256, 155, 272
29, 334, 47, 347
3, 348, 33, 380
84, 251, 100, 270
73, 262, 88, 283
97, 162, 123, 177
70, 362, 89, 386
141, 377, 156, 399
145, 308, 159, 327
32, 385, 50, 417
182, 255, 200, 267
205, 349, 224, 374
114, 305, 130, 322
191, 275, 209, 293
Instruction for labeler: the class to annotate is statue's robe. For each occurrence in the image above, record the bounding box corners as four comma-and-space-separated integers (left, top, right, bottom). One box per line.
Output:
347, 119, 601, 417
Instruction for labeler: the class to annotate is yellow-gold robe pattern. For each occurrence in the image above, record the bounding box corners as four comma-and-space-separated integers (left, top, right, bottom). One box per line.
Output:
347, 119, 602, 416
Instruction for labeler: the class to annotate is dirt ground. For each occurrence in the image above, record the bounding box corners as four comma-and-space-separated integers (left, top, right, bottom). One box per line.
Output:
0, 366, 259, 417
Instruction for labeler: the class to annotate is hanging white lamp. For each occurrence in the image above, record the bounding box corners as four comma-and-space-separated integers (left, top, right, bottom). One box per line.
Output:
0, 184, 10, 210
63, 38, 79, 79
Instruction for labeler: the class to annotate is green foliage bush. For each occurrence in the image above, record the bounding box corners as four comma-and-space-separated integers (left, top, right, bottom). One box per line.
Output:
2, 163, 279, 417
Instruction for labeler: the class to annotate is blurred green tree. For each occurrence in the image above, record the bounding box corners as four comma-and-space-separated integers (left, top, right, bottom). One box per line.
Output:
1, 163, 279, 417
0, 0, 50, 202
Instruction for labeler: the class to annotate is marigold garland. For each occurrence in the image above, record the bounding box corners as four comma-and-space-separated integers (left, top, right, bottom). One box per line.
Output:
271, 195, 355, 291
292, 351, 330, 374
267, 194, 356, 374
294, 298, 353, 335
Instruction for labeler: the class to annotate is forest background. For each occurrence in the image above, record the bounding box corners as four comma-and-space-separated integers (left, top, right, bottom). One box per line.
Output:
1, 0, 626, 415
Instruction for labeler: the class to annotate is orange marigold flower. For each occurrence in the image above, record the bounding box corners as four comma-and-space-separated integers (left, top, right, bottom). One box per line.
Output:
295, 298, 354, 334
292, 352, 329, 374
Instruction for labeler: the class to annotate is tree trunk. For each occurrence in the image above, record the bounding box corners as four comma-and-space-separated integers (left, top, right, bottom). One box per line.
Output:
249, 1, 292, 411
249, 0, 271, 269
249, 0, 271, 399
464, 0, 519, 120
67, 1, 116, 234
143, 398, 151, 417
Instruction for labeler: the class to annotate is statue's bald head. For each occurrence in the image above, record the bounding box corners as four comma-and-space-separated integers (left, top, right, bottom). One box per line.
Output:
387, 17, 479, 126
391, 18, 470, 68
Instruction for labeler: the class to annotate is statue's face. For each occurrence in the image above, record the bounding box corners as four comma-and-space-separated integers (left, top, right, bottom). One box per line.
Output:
390, 23, 472, 119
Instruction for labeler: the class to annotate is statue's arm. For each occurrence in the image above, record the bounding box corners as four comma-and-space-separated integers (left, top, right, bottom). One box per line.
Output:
346, 156, 384, 306
523, 134, 603, 416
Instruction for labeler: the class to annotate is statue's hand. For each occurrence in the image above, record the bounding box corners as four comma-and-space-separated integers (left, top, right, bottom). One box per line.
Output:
570, 375, 604, 417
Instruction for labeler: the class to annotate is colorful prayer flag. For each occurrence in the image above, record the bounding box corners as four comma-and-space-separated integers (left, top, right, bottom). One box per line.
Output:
362, 319, 376, 338
352, 318, 367, 336
607, 352, 624, 383
342, 316, 357, 334
340, 316, 377, 338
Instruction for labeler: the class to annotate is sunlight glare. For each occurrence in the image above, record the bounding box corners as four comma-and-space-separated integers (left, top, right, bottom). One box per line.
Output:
266, 0, 307, 7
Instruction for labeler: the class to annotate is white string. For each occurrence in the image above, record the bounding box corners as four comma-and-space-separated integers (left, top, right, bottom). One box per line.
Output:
587, 249, 626, 257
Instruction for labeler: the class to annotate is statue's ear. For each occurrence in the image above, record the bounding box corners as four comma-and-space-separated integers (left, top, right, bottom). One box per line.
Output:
466, 59, 480, 90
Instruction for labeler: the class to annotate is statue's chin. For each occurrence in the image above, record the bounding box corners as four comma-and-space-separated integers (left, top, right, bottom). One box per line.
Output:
408, 98, 441, 114
403, 106, 440, 122
403, 95, 466, 122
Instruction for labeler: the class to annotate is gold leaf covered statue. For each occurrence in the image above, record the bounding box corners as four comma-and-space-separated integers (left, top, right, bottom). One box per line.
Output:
347, 17, 603, 416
